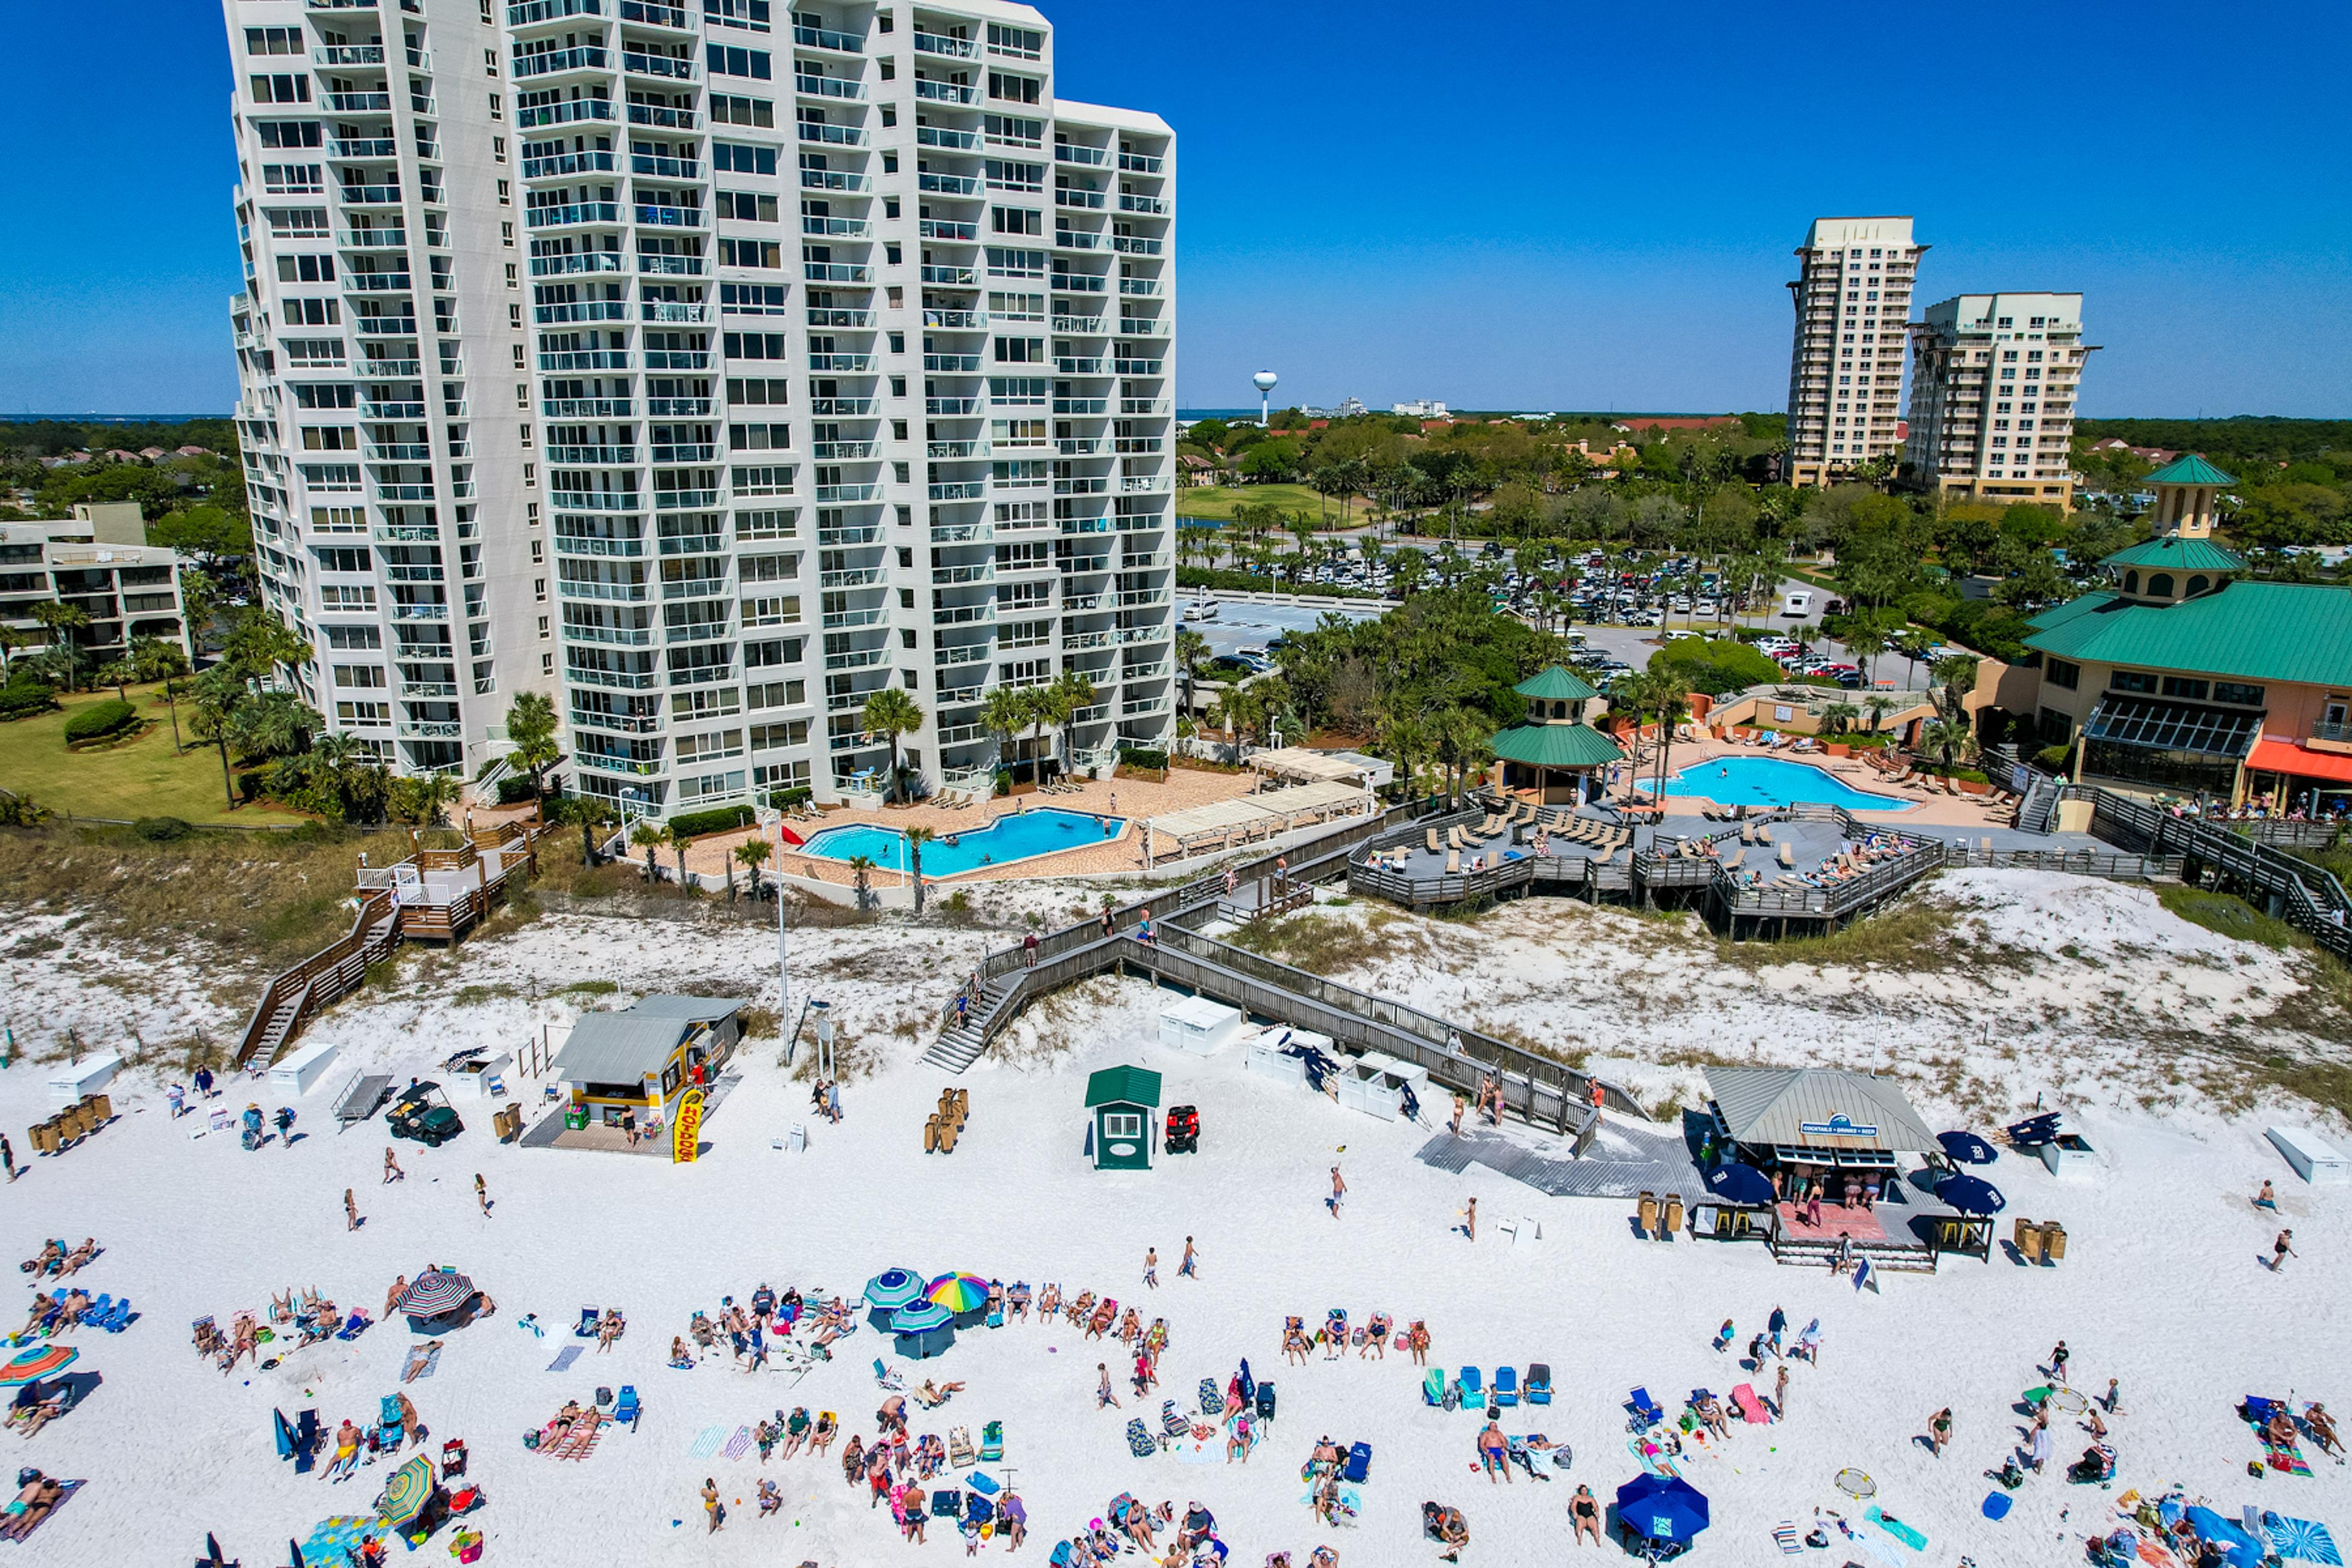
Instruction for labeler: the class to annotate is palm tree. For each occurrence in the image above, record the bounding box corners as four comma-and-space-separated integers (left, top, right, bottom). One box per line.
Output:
858, 684, 925, 802
979, 685, 1030, 786
734, 837, 772, 899
94, 659, 135, 701
1019, 684, 1056, 783
666, 819, 694, 887
1920, 717, 1978, 775
1207, 687, 1246, 764
504, 690, 561, 800
847, 852, 876, 912
1381, 710, 1429, 799
1048, 669, 1097, 775
629, 820, 665, 881
1819, 702, 1860, 741
1174, 628, 1209, 720
1432, 705, 1492, 802
1864, 693, 1897, 734
29, 603, 90, 691
1841, 621, 1890, 688
187, 667, 247, 808
1648, 684, 1691, 801
904, 824, 936, 915
1929, 654, 1982, 724
130, 637, 190, 751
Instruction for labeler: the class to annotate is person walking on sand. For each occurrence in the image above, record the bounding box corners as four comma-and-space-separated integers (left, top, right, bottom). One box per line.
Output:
1024, 930, 1039, 968
2273, 1229, 2297, 1272
383, 1146, 405, 1183
2048, 1340, 2069, 1381
1179, 1236, 1197, 1280
2256, 1179, 2278, 1212
1773, 1364, 1789, 1418
1464, 1196, 1477, 1242
1768, 1305, 1788, 1358
1327, 1165, 1346, 1220
1450, 1094, 1466, 1138
0, 1132, 14, 1182
1143, 1248, 1158, 1289
1096, 1363, 1121, 1410
474, 1174, 491, 1217
1928, 1408, 1952, 1456
2102, 1378, 2122, 1415
345, 1188, 360, 1232
701, 1477, 724, 1533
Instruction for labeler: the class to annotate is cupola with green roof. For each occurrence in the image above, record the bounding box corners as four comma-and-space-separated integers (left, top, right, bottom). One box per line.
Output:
2102, 452, 2242, 603
1487, 666, 1623, 804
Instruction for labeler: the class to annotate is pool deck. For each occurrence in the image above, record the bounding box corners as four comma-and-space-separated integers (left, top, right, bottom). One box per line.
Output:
1621, 734, 2027, 831
679, 765, 1261, 888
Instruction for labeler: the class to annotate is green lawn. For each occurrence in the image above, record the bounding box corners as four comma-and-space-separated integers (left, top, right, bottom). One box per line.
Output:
1176, 483, 1364, 525
0, 684, 309, 825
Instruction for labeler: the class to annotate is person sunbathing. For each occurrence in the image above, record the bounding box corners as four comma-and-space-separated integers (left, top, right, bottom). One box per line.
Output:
15, 1295, 56, 1341
810, 1411, 837, 1455
2307, 1403, 2342, 1455
327, 1421, 364, 1481
60, 1239, 96, 1276
913, 1378, 965, 1405
757, 1478, 782, 1517
7, 1382, 69, 1438
596, 1309, 626, 1351
54, 1290, 91, 1327
0, 1473, 65, 1540
2266, 1407, 2299, 1447
1695, 1395, 1730, 1439
22, 1242, 64, 1277
1120, 1497, 1156, 1552
1037, 1283, 1062, 1318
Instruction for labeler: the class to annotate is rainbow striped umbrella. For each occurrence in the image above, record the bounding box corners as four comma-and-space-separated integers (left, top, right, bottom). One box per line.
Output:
927, 1274, 989, 1315
0, 1344, 75, 1385
376, 1455, 437, 1529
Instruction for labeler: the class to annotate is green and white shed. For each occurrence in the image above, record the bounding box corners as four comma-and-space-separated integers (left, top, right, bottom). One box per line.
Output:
1085, 1063, 1163, 1171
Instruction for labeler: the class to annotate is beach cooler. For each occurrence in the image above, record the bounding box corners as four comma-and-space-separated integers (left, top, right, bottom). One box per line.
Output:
1492, 1366, 1519, 1407
1525, 1364, 1553, 1406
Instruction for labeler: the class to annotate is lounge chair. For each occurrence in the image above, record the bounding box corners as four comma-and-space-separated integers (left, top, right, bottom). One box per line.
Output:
1753, 824, 1772, 844
1427, 828, 1442, 854
1524, 1364, 1553, 1405
1446, 826, 1466, 852
1477, 813, 1503, 837
1445, 850, 1460, 875
1723, 848, 1746, 872
1492, 1365, 1519, 1407
1458, 1366, 1484, 1407
1777, 842, 1795, 869
1627, 1387, 1665, 1429
1738, 823, 1754, 844
1590, 845, 1616, 867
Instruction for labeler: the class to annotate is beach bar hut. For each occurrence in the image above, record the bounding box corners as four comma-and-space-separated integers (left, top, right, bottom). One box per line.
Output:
1158, 996, 1246, 1056
1084, 1064, 1162, 1171
1702, 1065, 1938, 1206
547, 995, 741, 1126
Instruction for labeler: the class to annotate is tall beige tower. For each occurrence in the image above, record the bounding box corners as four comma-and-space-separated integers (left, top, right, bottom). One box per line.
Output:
1900, 292, 2093, 508
1784, 216, 1922, 488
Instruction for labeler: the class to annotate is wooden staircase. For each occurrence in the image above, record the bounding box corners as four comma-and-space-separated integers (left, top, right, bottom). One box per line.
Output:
232, 890, 401, 1069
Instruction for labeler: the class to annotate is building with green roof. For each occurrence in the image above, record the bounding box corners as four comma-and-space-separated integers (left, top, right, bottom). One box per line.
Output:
1488, 666, 1625, 804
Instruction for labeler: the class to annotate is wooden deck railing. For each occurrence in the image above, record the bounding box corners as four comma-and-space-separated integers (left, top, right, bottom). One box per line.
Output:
232, 888, 399, 1068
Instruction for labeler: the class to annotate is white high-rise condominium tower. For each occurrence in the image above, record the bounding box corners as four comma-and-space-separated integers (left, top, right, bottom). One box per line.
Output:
1902, 293, 2093, 509
1783, 216, 1922, 488
224, 0, 1177, 815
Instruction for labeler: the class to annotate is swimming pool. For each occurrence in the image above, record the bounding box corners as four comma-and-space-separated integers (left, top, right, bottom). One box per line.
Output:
1660, 757, 1914, 813
798, 807, 1126, 875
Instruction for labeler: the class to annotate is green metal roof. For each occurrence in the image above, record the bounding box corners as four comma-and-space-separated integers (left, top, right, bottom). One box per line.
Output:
1515, 666, 1600, 702
2100, 535, 2246, 572
2023, 581, 2352, 688
1085, 1063, 1162, 1109
2143, 453, 2236, 488
1489, 720, 1626, 769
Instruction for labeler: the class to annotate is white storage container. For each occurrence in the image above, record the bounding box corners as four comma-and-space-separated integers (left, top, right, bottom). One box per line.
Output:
444, 1051, 515, 1101
48, 1053, 121, 1107
2268, 1126, 2350, 1185
1158, 995, 1246, 1056
265, 1039, 341, 1097
2039, 1132, 2097, 1179
1335, 1061, 1404, 1121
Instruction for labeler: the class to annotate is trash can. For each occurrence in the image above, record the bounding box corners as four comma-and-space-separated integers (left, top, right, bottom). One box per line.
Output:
2013, 1217, 2042, 1263
564, 1106, 589, 1132
2041, 1223, 2066, 1262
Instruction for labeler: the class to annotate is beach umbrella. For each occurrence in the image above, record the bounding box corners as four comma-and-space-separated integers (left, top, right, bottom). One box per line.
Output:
376, 1455, 437, 1531
1937, 1130, 1999, 1165
0, 1345, 75, 1385
300, 1517, 375, 1564
1615, 1473, 1710, 1543
891, 1300, 956, 1360
865, 1267, 926, 1329
395, 1271, 474, 1320
1701, 1162, 1776, 1209
1938, 1173, 2005, 1215
927, 1274, 990, 1324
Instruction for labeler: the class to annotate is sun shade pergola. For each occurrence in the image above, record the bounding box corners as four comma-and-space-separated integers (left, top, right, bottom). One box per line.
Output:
1144, 779, 1374, 863
1249, 746, 1372, 784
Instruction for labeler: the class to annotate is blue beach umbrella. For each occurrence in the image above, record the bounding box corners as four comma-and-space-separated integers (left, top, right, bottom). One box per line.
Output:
1937, 1130, 1999, 1165
1615, 1473, 1710, 1544
891, 1300, 957, 1360
865, 1268, 926, 1329
1938, 1173, 2005, 1215
1702, 1162, 1777, 1208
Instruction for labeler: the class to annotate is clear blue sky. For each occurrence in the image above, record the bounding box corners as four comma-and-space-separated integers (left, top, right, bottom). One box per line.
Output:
3, 0, 2347, 417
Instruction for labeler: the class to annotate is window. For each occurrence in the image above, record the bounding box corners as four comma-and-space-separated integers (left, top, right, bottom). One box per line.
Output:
717, 191, 780, 222
986, 22, 1043, 58
2044, 659, 2079, 690
707, 45, 772, 79
258, 120, 323, 148
985, 160, 1044, 192
2108, 670, 2157, 694
2160, 676, 2209, 701
2212, 682, 2266, 707
324, 623, 382, 649
987, 71, 1040, 104
320, 584, 376, 611
245, 26, 302, 54
717, 238, 783, 268
2147, 573, 2174, 597
335, 701, 391, 725
710, 94, 775, 127
729, 421, 789, 450
994, 336, 1044, 364
737, 508, 796, 539
285, 338, 345, 367
719, 282, 791, 312
732, 465, 795, 496
1102, 1112, 1142, 1140
984, 113, 1043, 149
277, 254, 336, 283
724, 332, 789, 359
250, 74, 310, 104
990, 205, 1041, 236
728, 377, 789, 405
711, 142, 778, 175
333, 663, 388, 688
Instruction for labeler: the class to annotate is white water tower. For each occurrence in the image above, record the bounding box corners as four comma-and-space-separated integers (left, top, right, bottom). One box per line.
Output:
1252, 370, 1279, 427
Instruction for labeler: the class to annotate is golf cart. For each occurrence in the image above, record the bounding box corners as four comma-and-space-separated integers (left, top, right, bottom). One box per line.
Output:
386, 1082, 464, 1147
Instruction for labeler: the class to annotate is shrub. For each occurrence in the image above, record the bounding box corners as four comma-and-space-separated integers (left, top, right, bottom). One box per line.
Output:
0, 684, 59, 720
62, 697, 137, 743
777, 786, 813, 807
133, 816, 197, 842
1118, 745, 1168, 770
2034, 743, 2073, 774
496, 775, 541, 805
666, 804, 755, 839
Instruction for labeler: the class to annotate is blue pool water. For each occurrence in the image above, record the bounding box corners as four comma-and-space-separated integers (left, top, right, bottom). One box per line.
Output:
1660, 757, 1914, 813
799, 807, 1126, 875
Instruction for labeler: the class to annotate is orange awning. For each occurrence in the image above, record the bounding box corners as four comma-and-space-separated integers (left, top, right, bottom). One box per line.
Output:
2246, 737, 2352, 786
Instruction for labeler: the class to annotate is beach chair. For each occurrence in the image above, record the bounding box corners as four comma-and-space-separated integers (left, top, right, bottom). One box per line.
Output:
1722, 848, 1746, 872
1626, 1387, 1665, 1430
1343, 1441, 1372, 1483
1777, 842, 1795, 869
1445, 850, 1460, 875
1422, 1368, 1447, 1407
1524, 1364, 1553, 1405
1589, 845, 1615, 867
1255, 1382, 1276, 1426
376, 1394, 405, 1450
1458, 1366, 1483, 1407
1427, 828, 1442, 854
613, 1386, 640, 1431
948, 1426, 977, 1468
1492, 1366, 1519, 1407
573, 1306, 599, 1338
874, 1357, 906, 1390
979, 1419, 1003, 1461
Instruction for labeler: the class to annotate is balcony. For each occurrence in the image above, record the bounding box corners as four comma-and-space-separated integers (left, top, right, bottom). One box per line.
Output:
810, 440, 876, 460
1111, 235, 1162, 256
526, 201, 622, 229
328, 136, 399, 160
794, 20, 865, 52
1055, 188, 1105, 209
534, 251, 625, 277
622, 51, 695, 80
934, 602, 995, 626
822, 605, 886, 629
345, 271, 412, 292
392, 602, 452, 621
523, 151, 617, 181
926, 397, 979, 415
654, 488, 719, 511
923, 309, 988, 329
340, 184, 404, 206
912, 31, 977, 58
545, 444, 638, 464
813, 483, 880, 503
913, 79, 980, 105
1117, 194, 1167, 215
923, 353, 982, 373
820, 567, 884, 588
804, 262, 872, 285
929, 480, 986, 502
641, 302, 710, 324
551, 490, 642, 512
802, 215, 869, 238
625, 102, 693, 129
524, 98, 619, 130
1052, 314, 1105, 334
1054, 396, 1108, 415
1055, 143, 1109, 166
1054, 438, 1105, 456
918, 172, 982, 198
1113, 358, 1164, 376
1054, 476, 1108, 497
811, 397, 877, 415
795, 74, 866, 102
927, 439, 988, 459
808, 353, 874, 372
635, 204, 705, 228
541, 350, 630, 373
931, 520, 992, 543
824, 645, 889, 671
801, 168, 870, 192
919, 265, 977, 286
622, 0, 690, 25
1118, 151, 1164, 174
807, 308, 874, 330
630, 153, 701, 180
338, 227, 408, 248
918, 218, 978, 242
324, 92, 394, 114
796, 121, 866, 147
543, 397, 635, 418
936, 642, 992, 667
513, 45, 609, 78
558, 578, 652, 603
1119, 475, 1170, 494
1117, 318, 1167, 338
1055, 230, 1102, 251
535, 300, 630, 323
1055, 357, 1106, 375
352, 316, 418, 336
1056, 271, 1106, 292
646, 396, 712, 415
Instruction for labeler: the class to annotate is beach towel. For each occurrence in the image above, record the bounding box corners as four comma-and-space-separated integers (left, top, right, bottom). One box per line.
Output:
689, 1425, 728, 1458
1774, 1520, 1803, 1554
2265, 1436, 2315, 1477
2, 1480, 84, 1543
720, 1425, 753, 1460
1981, 1493, 2011, 1521
1867, 1504, 1926, 1551
546, 1345, 584, 1373
1626, 1435, 1679, 1479
2267, 1514, 2343, 1564
546, 1412, 607, 1460
1173, 1431, 1219, 1464
401, 1343, 441, 1383
1730, 1383, 1768, 1423
2137, 1543, 2183, 1567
